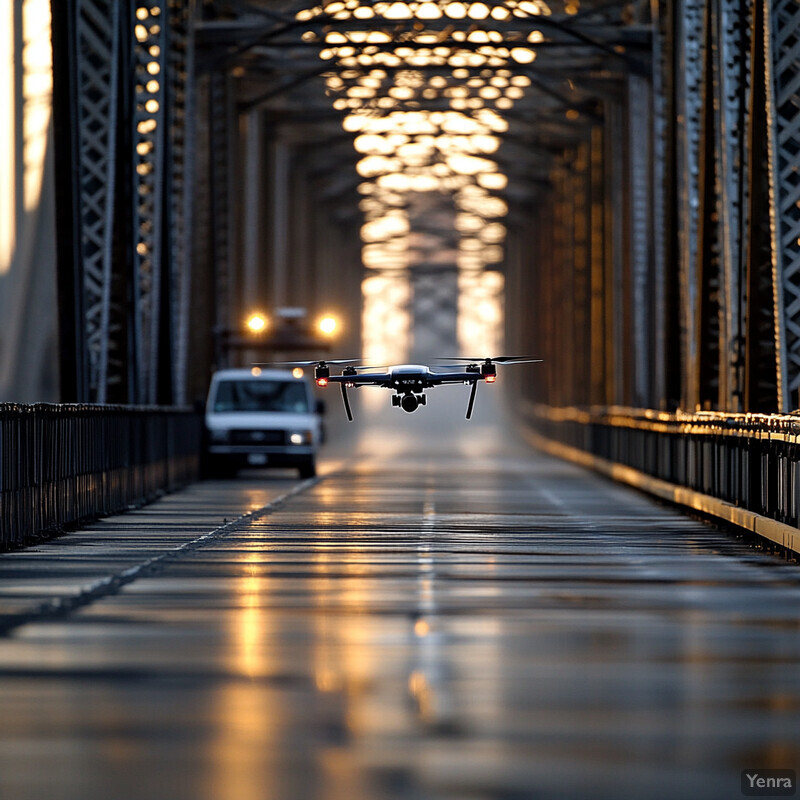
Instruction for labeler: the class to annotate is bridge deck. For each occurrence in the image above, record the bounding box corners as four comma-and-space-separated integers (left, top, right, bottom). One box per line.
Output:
0, 406, 799, 800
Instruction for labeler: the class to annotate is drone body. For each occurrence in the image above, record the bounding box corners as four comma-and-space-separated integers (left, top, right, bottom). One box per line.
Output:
258, 356, 541, 420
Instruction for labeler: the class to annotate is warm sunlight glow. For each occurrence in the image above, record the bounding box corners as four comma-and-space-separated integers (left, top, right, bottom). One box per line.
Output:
1, 0, 53, 274
302, 0, 544, 358
0, 3, 14, 275
246, 312, 268, 333
458, 269, 504, 353
22, 0, 52, 213
318, 315, 338, 335
362, 273, 412, 366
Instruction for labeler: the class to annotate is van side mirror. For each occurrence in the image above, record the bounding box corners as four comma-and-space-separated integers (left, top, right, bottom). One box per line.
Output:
315, 399, 326, 416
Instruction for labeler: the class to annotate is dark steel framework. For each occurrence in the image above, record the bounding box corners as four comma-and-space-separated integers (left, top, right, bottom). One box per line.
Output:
52, 0, 196, 404
513, 0, 800, 415
50, 0, 800, 417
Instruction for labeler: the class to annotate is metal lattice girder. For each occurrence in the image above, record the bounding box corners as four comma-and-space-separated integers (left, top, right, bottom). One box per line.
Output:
411, 270, 459, 357
770, 0, 800, 405
695, 0, 723, 410
132, 0, 168, 404
603, 97, 627, 406
209, 70, 234, 369
552, 160, 577, 407
650, 0, 703, 412
75, 0, 121, 403
54, 0, 197, 405
570, 142, 591, 407
588, 125, 608, 406
628, 74, 653, 408
167, 0, 196, 404
676, 0, 705, 409
716, 0, 752, 410
404, 192, 458, 358
743, 0, 781, 412
650, 0, 672, 409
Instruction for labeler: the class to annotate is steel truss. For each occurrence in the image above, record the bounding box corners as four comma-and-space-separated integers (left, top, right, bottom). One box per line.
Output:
53, 0, 122, 403
769, 0, 800, 409
715, 0, 751, 410
526, 0, 800, 414
53, 0, 195, 404
50, 0, 800, 413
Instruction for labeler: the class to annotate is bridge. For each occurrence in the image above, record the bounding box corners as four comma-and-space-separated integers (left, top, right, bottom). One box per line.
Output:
1, 1, 800, 798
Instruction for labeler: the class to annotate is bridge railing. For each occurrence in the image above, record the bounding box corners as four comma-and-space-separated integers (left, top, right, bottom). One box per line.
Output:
525, 403, 800, 554
0, 405, 202, 551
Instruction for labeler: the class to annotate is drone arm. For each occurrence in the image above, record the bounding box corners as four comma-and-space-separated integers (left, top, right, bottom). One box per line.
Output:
328, 373, 390, 386
340, 383, 353, 421
428, 371, 475, 385
466, 380, 479, 419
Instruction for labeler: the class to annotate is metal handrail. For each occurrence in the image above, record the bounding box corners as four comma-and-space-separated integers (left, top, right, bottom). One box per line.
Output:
525, 402, 800, 532
0, 404, 202, 550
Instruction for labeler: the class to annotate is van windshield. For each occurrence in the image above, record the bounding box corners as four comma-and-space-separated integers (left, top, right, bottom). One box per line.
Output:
212, 380, 309, 413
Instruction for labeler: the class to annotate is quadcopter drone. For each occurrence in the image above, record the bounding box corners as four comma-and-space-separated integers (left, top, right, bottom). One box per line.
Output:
260, 356, 541, 420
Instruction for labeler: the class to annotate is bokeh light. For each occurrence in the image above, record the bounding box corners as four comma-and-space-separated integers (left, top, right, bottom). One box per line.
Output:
301, 0, 543, 359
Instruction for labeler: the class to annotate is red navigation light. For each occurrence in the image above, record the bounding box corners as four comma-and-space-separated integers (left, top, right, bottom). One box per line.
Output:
485, 375, 496, 383
316, 377, 328, 387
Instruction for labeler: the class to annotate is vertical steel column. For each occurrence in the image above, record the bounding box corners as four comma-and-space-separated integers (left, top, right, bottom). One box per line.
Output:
271, 139, 290, 308
289, 144, 314, 309
628, 74, 653, 408
408, 192, 458, 359
530, 196, 555, 405
53, 0, 123, 403
675, 0, 705, 409
541, 197, 558, 405
694, 0, 723, 410
209, 70, 233, 369
606, 99, 628, 406
131, 0, 167, 404
768, 0, 800, 409
242, 110, 263, 309
53, 0, 192, 404
553, 161, 574, 406
743, 0, 782, 411
572, 141, 591, 407
589, 125, 608, 406
166, 0, 196, 405
715, 0, 752, 411
651, 0, 682, 411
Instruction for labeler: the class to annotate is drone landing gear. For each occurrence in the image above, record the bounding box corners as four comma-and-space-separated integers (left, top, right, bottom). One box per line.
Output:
466, 381, 479, 420
340, 383, 353, 421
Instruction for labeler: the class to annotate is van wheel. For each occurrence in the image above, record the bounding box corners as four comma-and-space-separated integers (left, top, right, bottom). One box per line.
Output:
203, 456, 234, 479
298, 458, 316, 479
203, 456, 221, 479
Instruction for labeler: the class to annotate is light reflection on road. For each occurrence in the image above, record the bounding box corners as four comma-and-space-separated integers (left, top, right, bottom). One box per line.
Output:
0, 387, 799, 800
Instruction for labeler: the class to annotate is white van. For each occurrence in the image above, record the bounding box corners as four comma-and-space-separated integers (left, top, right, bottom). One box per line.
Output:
204, 368, 322, 478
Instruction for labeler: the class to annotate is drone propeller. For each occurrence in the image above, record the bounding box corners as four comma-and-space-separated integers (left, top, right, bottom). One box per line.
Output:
435, 355, 542, 365
492, 356, 542, 364
252, 357, 362, 367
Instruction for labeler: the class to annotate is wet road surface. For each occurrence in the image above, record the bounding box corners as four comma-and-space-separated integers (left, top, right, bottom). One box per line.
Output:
1, 398, 799, 800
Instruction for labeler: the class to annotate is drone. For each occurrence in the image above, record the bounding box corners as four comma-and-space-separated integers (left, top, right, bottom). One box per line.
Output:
259, 356, 541, 420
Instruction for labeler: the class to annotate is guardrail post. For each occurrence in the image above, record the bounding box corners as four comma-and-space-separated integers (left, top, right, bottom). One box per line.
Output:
0, 405, 202, 551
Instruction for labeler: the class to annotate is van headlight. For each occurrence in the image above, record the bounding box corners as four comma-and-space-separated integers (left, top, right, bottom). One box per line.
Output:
209, 429, 230, 443
289, 430, 312, 445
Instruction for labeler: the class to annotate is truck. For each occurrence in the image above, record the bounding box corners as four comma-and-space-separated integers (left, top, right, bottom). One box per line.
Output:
204, 367, 322, 479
